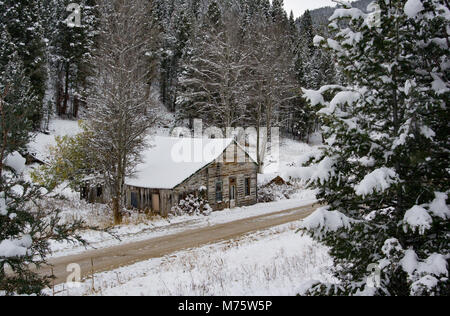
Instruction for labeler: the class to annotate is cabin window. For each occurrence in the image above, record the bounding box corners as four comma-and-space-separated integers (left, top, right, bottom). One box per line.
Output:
96, 186, 103, 198
131, 192, 139, 208
245, 178, 251, 196
216, 180, 223, 202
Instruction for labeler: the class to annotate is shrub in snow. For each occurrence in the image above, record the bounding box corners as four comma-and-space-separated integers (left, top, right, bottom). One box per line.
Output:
258, 183, 300, 203
299, 0, 449, 296
30, 131, 97, 191
170, 193, 212, 217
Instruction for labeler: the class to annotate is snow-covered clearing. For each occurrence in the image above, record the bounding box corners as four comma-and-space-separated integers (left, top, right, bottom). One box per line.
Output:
51, 221, 333, 296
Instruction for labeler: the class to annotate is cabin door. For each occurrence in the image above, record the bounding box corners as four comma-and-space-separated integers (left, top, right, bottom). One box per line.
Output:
229, 178, 236, 208
152, 194, 160, 213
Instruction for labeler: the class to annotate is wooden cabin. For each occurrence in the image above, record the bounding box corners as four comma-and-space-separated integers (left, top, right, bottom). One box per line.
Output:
82, 137, 258, 216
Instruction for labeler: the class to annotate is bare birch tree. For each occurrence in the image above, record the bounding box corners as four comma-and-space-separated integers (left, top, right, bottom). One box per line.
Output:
85, 0, 158, 225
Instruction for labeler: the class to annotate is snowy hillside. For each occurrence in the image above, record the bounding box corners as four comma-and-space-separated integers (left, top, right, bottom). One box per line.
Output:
27, 119, 82, 163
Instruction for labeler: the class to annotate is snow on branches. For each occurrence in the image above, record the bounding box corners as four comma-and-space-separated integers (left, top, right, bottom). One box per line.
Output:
299, 206, 357, 240
298, 0, 450, 296
354, 167, 398, 197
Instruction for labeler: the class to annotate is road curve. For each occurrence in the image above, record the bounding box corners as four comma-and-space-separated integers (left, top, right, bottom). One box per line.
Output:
41, 203, 318, 285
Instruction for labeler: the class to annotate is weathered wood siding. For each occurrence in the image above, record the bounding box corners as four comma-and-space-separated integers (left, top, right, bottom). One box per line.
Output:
206, 143, 258, 211
81, 183, 112, 204
125, 186, 158, 212
172, 167, 208, 206
163, 143, 258, 213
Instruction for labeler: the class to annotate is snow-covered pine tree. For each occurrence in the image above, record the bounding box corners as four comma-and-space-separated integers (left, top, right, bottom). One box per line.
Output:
271, 0, 286, 24
299, 0, 449, 296
290, 10, 318, 141
0, 51, 85, 296
0, 50, 36, 178
155, 0, 193, 112
50, 0, 98, 118
0, 165, 86, 295
176, 1, 247, 130
0, 0, 47, 128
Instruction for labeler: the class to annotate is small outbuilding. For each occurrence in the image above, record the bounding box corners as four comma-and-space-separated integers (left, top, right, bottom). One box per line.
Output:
82, 137, 258, 216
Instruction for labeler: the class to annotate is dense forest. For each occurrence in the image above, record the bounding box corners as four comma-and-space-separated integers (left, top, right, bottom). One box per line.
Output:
0, 0, 349, 141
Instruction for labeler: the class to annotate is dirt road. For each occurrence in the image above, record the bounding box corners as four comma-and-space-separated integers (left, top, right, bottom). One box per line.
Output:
42, 203, 318, 285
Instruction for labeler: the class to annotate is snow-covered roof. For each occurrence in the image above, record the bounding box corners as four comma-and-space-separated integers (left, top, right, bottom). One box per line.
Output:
125, 137, 235, 190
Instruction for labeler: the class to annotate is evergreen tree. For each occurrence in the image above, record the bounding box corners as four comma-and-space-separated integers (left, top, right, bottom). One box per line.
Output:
271, 0, 286, 24
190, 0, 201, 20
0, 171, 86, 295
156, 0, 193, 112
290, 10, 327, 141
50, 0, 98, 118
206, 0, 222, 29
0, 53, 85, 296
300, 0, 449, 296
299, 10, 315, 54
0, 53, 36, 177
0, 0, 47, 128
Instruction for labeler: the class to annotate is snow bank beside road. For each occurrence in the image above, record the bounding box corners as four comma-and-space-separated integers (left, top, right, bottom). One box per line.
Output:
52, 221, 333, 296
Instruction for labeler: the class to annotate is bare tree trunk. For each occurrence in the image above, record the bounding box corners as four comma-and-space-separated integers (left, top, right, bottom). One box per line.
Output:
255, 102, 266, 174
0, 90, 6, 182
73, 95, 79, 118
55, 67, 64, 116
258, 129, 267, 174
256, 124, 261, 172
62, 62, 70, 117
112, 196, 122, 225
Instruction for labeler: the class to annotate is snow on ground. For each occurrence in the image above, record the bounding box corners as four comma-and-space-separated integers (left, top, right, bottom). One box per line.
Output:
48, 190, 317, 258
51, 221, 333, 296
27, 119, 82, 162
259, 137, 322, 185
